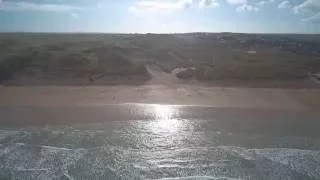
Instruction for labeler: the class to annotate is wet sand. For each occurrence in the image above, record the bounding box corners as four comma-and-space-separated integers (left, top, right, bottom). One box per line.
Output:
0, 85, 320, 109
0, 104, 319, 137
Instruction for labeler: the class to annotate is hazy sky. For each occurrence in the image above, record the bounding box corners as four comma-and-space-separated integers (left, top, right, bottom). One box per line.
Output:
0, 0, 319, 33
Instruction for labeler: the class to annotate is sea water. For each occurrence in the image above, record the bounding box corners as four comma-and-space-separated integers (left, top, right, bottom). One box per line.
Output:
0, 104, 320, 180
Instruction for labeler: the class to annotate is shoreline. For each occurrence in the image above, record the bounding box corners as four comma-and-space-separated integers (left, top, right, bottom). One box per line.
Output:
2, 78, 320, 89
1, 84, 319, 110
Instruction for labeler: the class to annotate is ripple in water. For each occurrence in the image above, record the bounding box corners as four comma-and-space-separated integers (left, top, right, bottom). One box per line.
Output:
0, 104, 320, 180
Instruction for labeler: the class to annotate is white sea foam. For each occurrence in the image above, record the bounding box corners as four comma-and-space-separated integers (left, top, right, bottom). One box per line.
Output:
157, 176, 243, 180
1, 144, 320, 179
253, 148, 320, 179
0, 130, 21, 141
1, 128, 320, 180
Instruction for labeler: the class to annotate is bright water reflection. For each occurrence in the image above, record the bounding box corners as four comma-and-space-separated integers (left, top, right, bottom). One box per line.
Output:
127, 104, 192, 150
149, 104, 182, 134
152, 104, 176, 120
1, 104, 320, 179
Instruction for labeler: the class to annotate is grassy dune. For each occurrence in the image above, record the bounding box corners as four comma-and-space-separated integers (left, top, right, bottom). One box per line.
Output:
0, 33, 320, 85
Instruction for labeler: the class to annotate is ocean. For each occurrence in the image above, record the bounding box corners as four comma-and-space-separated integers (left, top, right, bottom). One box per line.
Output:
0, 104, 320, 180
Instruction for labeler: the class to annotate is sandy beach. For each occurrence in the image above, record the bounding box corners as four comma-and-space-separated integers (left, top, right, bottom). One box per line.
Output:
1, 65, 319, 125
1, 84, 319, 109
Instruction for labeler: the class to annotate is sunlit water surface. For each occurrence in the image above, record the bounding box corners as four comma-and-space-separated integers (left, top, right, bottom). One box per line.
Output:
1, 104, 320, 180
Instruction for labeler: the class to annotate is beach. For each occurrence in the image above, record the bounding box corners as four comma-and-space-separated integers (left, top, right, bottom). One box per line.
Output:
1, 32, 320, 179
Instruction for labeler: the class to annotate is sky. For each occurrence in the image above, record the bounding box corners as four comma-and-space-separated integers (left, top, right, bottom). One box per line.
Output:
0, 0, 319, 33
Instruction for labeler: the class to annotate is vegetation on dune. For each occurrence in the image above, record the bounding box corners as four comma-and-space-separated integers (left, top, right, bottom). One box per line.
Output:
0, 43, 150, 84
175, 68, 195, 79
0, 52, 34, 82
0, 33, 320, 84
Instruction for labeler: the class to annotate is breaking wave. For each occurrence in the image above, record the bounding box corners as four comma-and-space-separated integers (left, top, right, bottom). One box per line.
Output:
1, 142, 320, 179
0, 120, 320, 180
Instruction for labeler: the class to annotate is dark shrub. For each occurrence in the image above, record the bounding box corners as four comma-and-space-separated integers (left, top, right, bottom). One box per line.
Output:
176, 68, 195, 79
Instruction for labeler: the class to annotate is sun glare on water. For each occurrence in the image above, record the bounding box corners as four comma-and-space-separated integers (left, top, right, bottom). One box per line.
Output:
149, 104, 181, 134
152, 104, 174, 120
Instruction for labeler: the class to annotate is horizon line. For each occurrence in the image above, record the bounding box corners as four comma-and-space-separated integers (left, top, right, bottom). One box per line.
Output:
0, 31, 319, 35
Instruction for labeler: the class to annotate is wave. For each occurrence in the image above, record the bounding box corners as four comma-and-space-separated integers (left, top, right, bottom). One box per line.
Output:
253, 148, 320, 179
1, 128, 320, 180
0, 130, 21, 141
157, 176, 243, 180
1, 142, 320, 180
